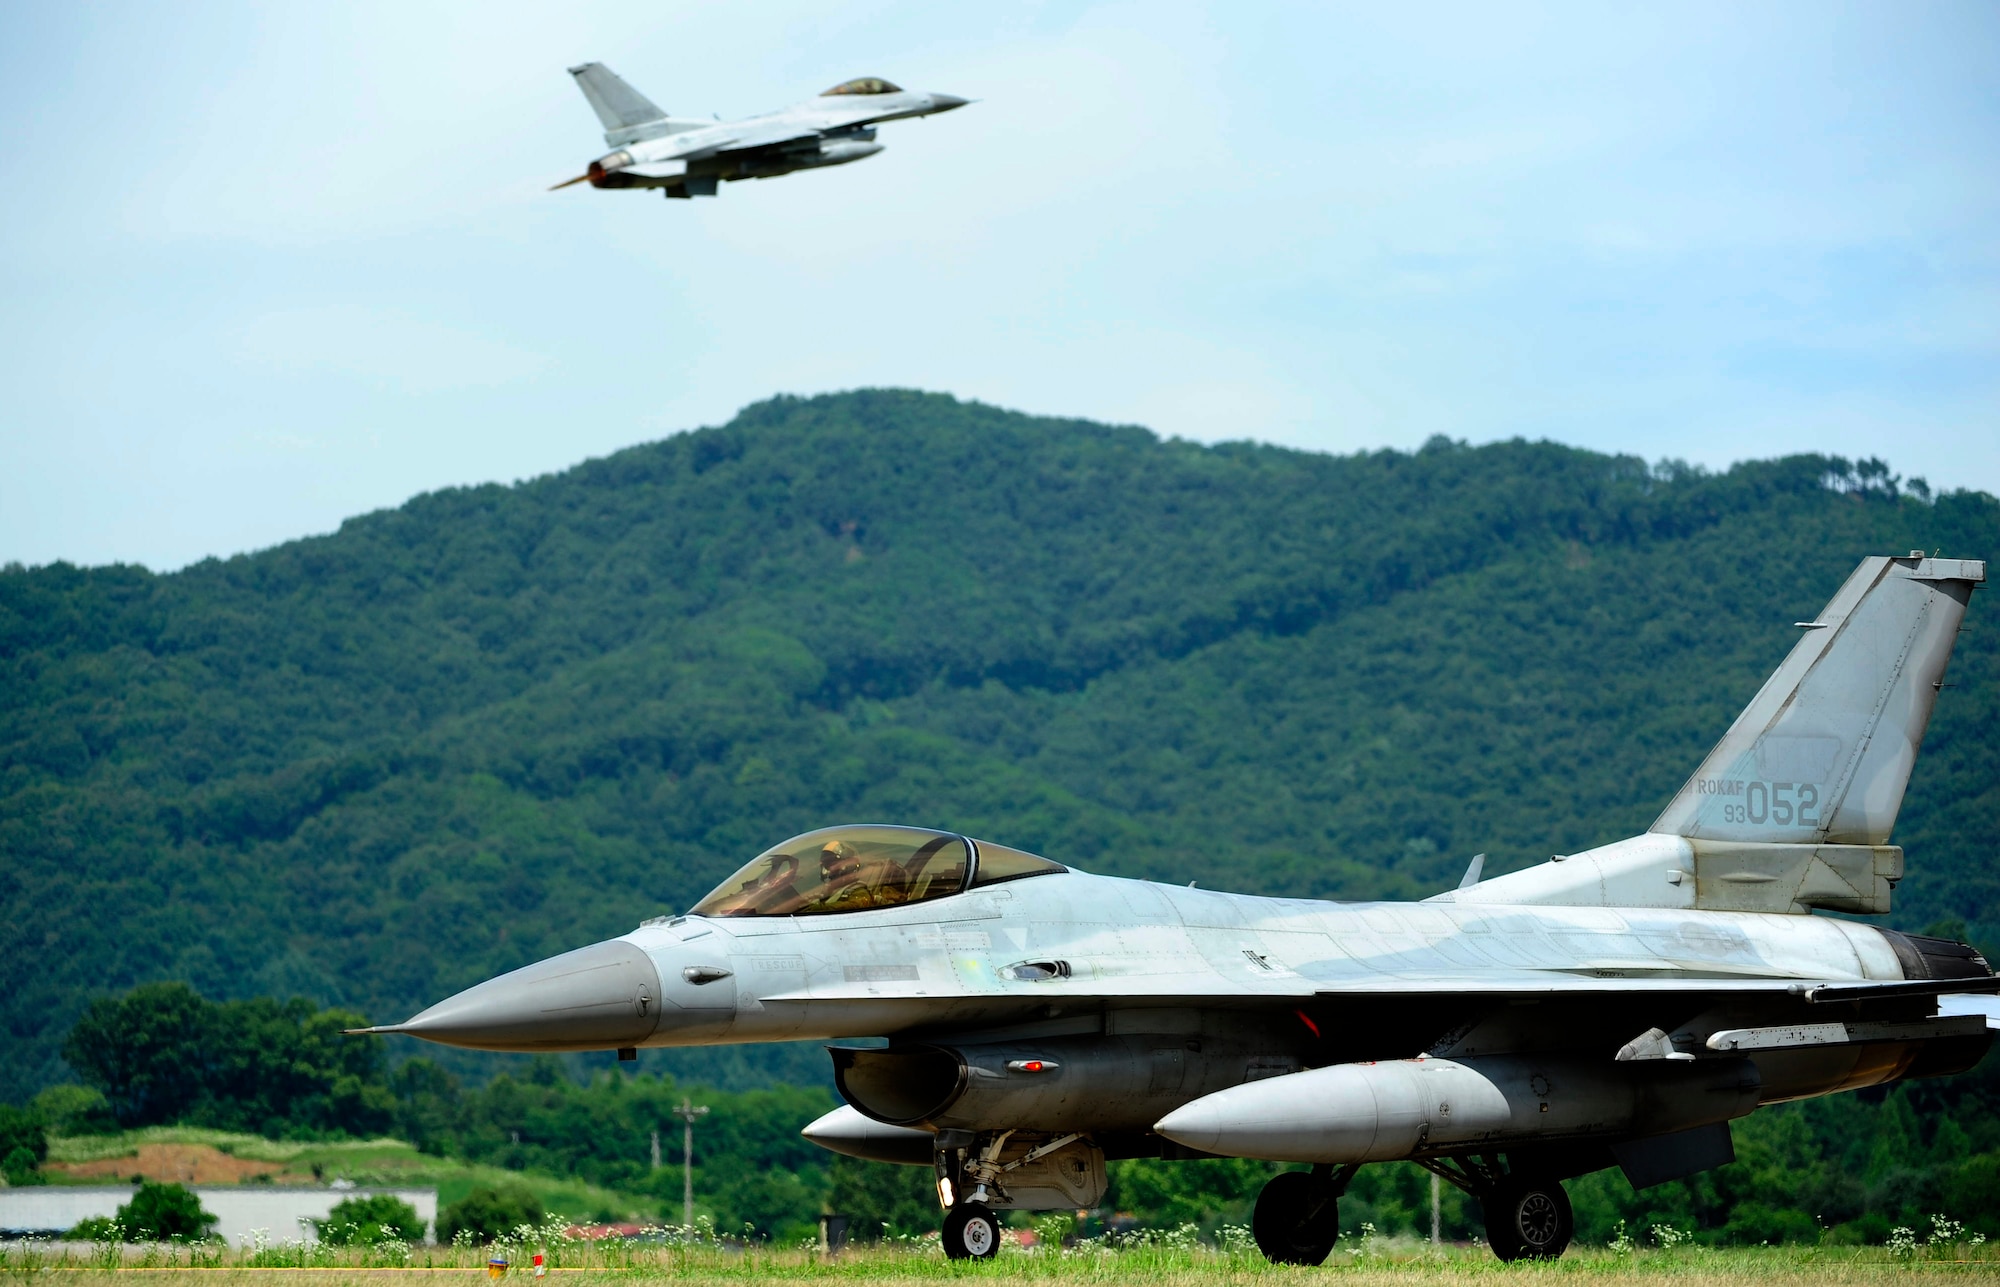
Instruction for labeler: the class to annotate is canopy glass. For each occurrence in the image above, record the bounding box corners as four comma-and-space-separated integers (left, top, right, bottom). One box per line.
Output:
822, 77, 903, 96
690, 825, 1062, 917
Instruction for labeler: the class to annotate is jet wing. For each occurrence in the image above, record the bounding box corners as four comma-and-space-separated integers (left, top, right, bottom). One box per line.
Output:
663, 121, 823, 161
756, 971, 1992, 1011
1318, 974, 2000, 1001
761, 971, 1998, 1008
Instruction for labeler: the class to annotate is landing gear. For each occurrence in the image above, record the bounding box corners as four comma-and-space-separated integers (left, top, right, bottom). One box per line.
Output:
1416, 1154, 1576, 1262
931, 1130, 1106, 1258
1480, 1176, 1574, 1262
941, 1202, 1000, 1260
1251, 1167, 1349, 1266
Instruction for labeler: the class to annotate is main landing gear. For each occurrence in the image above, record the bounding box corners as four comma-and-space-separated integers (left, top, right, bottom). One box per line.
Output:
1251, 1164, 1357, 1265
1245, 1157, 1574, 1265
1418, 1154, 1575, 1262
1479, 1176, 1574, 1262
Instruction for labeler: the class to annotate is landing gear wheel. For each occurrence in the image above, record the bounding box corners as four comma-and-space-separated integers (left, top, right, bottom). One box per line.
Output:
1481, 1177, 1573, 1262
942, 1202, 1000, 1260
1252, 1171, 1339, 1266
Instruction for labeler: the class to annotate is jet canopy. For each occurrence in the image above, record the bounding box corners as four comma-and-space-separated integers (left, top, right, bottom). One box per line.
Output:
689, 825, 1064, 918
822, 77, 903, 96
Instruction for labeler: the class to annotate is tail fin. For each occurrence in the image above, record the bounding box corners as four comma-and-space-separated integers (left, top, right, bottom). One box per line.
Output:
1651, 553, 1984, 846
568, 63, 690, 146
1438, 553, 1982, 915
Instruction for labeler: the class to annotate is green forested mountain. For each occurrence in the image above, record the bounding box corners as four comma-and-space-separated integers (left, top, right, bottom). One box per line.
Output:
3, 389, 1996, 1096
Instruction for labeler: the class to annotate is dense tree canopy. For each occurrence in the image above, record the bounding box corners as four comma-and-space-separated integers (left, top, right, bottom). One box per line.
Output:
62, 981, 391, 1135
1, 390, 1995, 1107
0, 1103, 47, 1184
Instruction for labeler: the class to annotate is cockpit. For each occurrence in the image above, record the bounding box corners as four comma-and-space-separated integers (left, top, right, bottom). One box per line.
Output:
688, 825, 1065, 918
821, 77, 903, 96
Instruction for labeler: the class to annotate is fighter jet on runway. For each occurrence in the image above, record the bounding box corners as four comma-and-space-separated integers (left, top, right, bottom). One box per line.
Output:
551, 64, 969, 199
359, 554, 1997, 1263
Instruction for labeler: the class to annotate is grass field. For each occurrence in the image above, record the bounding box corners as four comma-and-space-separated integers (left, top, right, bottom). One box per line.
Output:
4, 1239, 1995, 1285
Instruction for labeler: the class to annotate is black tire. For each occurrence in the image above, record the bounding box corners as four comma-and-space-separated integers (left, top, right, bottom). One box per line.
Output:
941, 1202, 1000, 1260
1481, 1177, 1573, 1262
1252, 1171, 1339, 1266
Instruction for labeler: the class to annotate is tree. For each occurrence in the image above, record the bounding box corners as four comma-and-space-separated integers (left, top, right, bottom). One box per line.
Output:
203, 997, 393, 1135
437, 1186, 544, 1244
1945, 1153, 2000, 1238
315, 1194, 426, 1245
31, 1084, 115, 1136
390, 1059, 466, 1155
2, 1148, 43, 1186
62, 983, 217, 1127
0, 1105, 47, 1185
1107, 1156, 1278, 1228
116, 1183, 217, 1242
60, 984, 394, 1136
826, 1155, 937, 1240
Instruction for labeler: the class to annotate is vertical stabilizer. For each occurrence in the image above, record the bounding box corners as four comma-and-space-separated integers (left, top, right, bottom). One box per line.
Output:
1651, 554, 1983, 846
567, 63, 698, 145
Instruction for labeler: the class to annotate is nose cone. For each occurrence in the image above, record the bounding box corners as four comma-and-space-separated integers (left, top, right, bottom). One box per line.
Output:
1153, 1098, 1232, 1156
1154, 1071, 1339, 1160
358, 939, 663, 1052
927, 93, 970, 113
801, 1105, 936, 1166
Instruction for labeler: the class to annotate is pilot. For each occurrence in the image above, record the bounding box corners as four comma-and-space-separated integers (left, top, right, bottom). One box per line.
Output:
817, 840, 904, 911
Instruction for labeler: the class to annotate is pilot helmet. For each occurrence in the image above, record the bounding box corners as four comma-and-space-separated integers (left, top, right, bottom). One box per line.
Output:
820, 840, 859, 876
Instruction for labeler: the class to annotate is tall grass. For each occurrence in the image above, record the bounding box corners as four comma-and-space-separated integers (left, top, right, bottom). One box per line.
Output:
3, 1227, 1994, 1284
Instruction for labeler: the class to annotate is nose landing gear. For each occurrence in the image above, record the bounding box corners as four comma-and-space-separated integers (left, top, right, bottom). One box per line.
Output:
941, 1202, 1000, 1260
931, 1129, 1106, 1260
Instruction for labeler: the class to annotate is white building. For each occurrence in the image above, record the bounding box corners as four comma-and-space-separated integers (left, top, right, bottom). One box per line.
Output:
0, 1186, 438, 1247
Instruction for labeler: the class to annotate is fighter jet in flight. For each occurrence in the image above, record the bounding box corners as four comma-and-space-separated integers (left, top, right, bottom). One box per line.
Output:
359, 554, 1997, 1263
550, 63, 969, 199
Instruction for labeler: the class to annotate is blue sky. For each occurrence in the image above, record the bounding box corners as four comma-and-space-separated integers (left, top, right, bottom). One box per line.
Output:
3, 1, 1996, 570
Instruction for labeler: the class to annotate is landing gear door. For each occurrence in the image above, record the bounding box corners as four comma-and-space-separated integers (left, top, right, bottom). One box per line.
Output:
987, 1137, 1107, 1211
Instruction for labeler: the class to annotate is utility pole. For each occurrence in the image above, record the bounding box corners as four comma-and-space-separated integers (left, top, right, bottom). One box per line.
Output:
673, 1098, 709, 1233
650, 1130, 661, 1170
